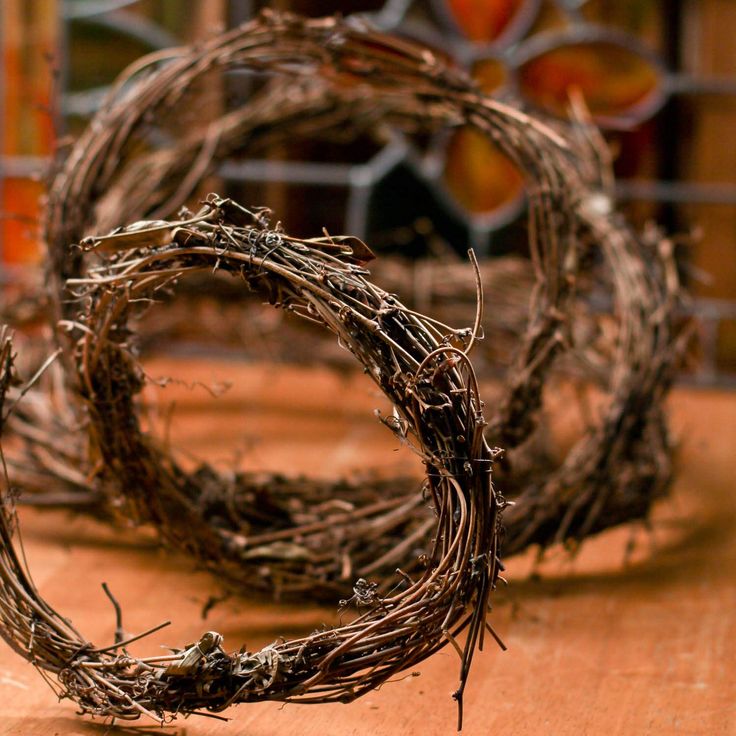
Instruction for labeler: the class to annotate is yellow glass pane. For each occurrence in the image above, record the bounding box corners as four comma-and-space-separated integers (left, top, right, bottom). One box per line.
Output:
471, 58, 507, 94
518, 41, 660, 121
443, 127, 524, 215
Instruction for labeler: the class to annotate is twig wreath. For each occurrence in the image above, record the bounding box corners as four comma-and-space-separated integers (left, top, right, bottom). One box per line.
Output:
0, 12, 690, 725
1, 193, 503, 723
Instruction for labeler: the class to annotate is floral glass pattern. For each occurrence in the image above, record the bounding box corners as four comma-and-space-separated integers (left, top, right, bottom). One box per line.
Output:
1, 0, 735, 381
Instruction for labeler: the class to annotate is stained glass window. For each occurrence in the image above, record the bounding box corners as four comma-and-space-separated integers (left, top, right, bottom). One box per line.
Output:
1, 0, 734, 382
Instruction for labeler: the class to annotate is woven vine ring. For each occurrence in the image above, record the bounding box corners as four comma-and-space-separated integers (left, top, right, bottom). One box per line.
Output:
0, 195, 502, 725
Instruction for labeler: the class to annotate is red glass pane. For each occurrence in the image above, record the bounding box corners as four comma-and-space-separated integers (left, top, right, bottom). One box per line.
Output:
445, 0, 528, 43
443, 127, 524, 215
518, 41, 661, 122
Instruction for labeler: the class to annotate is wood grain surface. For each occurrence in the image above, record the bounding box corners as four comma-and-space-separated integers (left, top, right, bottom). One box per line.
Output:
0, 358, 734, 735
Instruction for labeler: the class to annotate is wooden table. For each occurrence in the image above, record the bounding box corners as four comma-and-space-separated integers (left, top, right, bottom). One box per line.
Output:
1, 358, 734, 735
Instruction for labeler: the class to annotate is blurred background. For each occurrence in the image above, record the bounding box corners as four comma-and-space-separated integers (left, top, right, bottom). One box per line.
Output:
1, 0, 735, 383
1, 6, 735, 734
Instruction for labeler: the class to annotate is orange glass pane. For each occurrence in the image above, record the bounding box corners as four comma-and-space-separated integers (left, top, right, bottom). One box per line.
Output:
471, 58, 507, 94
1, 179, 43, 265
445, 0, 528, 43
518, 41, 660, 121
443, 127, 524, 215
1, 0, 56, 156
